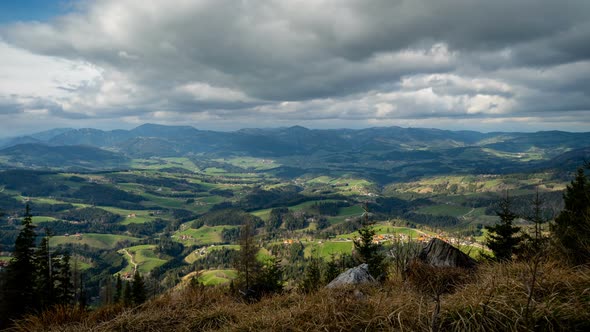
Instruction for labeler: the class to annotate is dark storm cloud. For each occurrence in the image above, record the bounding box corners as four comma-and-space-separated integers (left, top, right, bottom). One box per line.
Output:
0, 0, 589, 132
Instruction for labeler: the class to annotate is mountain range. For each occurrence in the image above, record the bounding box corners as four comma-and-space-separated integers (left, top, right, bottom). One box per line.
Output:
1, 124, 589, 181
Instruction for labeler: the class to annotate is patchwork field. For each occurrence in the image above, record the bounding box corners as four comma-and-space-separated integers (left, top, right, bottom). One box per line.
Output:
49, 233, 140, 250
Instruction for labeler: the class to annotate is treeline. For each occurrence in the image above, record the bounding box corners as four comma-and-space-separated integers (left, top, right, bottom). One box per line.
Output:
239, 186, 306, 211
0, 206, 81, 328
68, 184, 145, 209
61, 207, 121, 224
191, 209, 263, 228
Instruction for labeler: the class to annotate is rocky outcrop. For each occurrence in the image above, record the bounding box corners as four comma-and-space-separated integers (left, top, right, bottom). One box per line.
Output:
326, 263, 376, 288
418, 238, 477, 269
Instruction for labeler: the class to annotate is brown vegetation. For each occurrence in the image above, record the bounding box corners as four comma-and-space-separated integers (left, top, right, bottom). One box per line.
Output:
11, 259, 590, 332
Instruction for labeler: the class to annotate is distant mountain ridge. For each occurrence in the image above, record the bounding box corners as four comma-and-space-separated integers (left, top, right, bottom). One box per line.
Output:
3, 124, 588, 157
1, 124, 589, 178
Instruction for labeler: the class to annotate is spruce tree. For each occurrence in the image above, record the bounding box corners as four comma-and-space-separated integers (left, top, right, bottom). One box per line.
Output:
54, 251, 74, 305
552, 166, 590, 265
353, 205, 386, 280
323, 255, 340, 284
301, 258, 321, 293
1, 204, 37, 321
235, 220, 260, 291
123, 281, 132, 306
486, 194, 522, 261
131, 271, 147, 305
34, 233, 54, 309
256, 256, 283, 295
78, 279, 88, 310
113, 274, 123, 303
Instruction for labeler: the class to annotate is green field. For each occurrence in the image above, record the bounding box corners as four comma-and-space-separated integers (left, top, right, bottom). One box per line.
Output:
416, 204, 472, 217
174, 226, 238, 246
304, 241, 353, 258
72, 257, 93, 271
216, 157, 280, 171
98, 206, 160, 225
0, 256, 11, 262
140, 192, 187, 209
118, 244, 168, 274
336, 225, 427, 240
183, 269, 238, 286
198, 269, 238, 286
31, 216, 58, 223
49, 233, 139, 249
131, 158, 199, 172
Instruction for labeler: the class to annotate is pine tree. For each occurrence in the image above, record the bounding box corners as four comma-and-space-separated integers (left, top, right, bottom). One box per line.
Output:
54, 251, 74, 305
552, 165, 590, 265
323, 255, 340, 284
34, 232, 54, 309
78, 282, 88, 310
353, 204, 386, 280
235, 220, 260, 291
1, 204, 38, 321
300, 258, 321, 293
131, 271, 147, 305
486, 194, 522, 261
520, 189, 550, 256
123, 281, 132, 306
256, 256, 282, 295
113, 274, 122, 303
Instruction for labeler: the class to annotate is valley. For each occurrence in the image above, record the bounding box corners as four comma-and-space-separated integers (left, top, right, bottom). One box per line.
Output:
0, 124, 585, 301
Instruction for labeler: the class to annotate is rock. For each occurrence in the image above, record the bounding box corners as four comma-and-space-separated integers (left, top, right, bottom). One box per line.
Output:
418, 238, 477, 269
326, 263, 376, 288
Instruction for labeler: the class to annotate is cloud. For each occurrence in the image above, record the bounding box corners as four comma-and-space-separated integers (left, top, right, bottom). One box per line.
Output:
0, 0, 589, 134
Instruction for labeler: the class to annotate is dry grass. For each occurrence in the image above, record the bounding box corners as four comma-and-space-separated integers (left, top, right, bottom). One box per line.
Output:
11, 260, 590, 332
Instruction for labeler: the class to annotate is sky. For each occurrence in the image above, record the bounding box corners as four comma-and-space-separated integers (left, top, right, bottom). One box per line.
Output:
0, 0, 589, 137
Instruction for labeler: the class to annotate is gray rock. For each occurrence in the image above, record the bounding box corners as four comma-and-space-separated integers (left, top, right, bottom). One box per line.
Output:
326, 263, 376, 288
418, 238, 477, 269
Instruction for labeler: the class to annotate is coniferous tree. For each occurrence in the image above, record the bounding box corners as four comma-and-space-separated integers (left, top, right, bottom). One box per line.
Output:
54, 251, 74, 305
301, 258, 321, 293
256, 256, 282, 295
235, 220, 261, 291
1, 204, 37, 322
132, 271, 147, 305
113, 274, 123, 303
552, 165, 590, 265
34, 232, 54, 309
78, 279, 88, 310
323, 255, 340, 284
123, 281, 132, 306
520, 189, 550, 257
353, 205, 386, 280
486, 194, 522, 261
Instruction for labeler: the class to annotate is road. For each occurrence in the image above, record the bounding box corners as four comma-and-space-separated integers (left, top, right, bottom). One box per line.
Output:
122, 249, 138, 274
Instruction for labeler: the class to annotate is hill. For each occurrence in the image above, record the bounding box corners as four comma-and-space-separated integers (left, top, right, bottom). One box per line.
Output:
0, 143, 129, 170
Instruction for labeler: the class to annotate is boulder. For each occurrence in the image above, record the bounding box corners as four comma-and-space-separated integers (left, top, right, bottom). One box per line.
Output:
326, 263, 376, 288
418, 238, 476, 269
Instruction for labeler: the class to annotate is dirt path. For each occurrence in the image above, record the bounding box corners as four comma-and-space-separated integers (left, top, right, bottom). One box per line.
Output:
122, 249, 138, 274
461, 207, 476, 220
